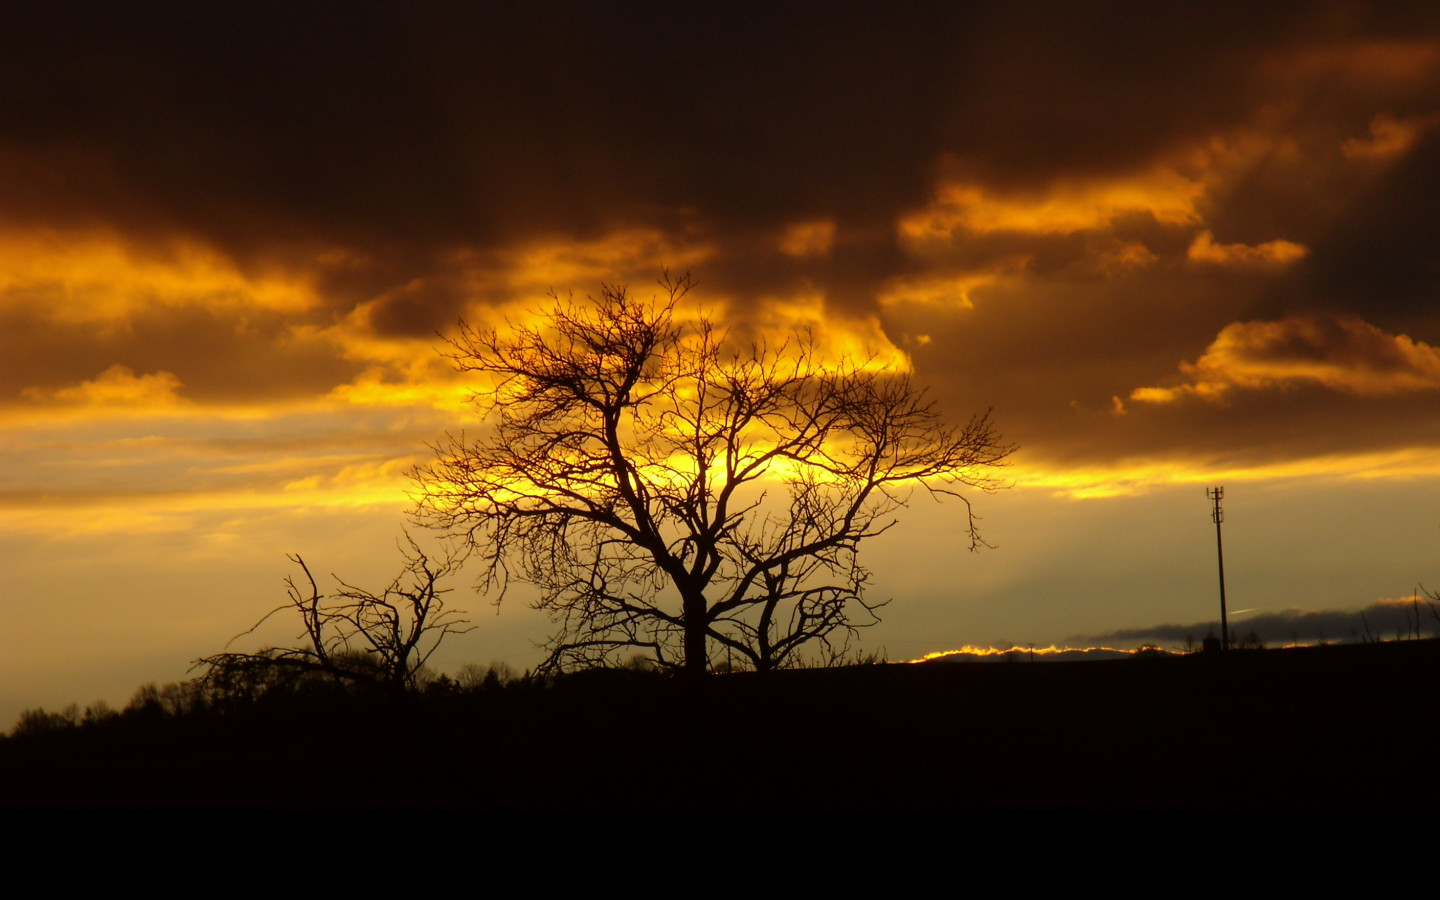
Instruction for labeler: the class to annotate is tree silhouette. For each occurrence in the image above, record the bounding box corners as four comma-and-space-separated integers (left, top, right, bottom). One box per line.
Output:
414, 272, 1012, 676
197, 535, 470, 696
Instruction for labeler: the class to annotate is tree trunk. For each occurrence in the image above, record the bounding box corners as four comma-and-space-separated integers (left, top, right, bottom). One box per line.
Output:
682, 591, 709, 678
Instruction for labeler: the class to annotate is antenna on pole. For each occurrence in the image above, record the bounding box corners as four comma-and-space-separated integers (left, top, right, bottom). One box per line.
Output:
1207, 486, 1229, 652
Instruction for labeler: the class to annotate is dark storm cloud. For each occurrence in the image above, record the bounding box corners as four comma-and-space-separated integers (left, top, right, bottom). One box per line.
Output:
5, 3, 1440, 467
0, 5, 978, 322
0, 5, 953, 250
1110, 387, 1440, 468
890, 262, 1264, 453
364, 276, 472, 339
902, 276, 1440, 470
0, 3, 1397, 279
1284, 132, 1440, 329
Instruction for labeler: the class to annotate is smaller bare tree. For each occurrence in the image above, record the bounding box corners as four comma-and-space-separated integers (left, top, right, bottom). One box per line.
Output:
197, 535, 472, 696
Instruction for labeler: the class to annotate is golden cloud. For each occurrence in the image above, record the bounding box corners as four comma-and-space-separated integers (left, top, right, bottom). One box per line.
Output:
23, 364, 185, 408
1096, 240, 1159, 272
777, 219, 837, 258
1342, 112, 1440, 160
295, 227, 726, 415
898, 169, 1205, 251
736, 288, 912, 372
1186, 230, 1308, 267
897, 123, 1343, 268
489, 227, 717, 303
326, 365, 473, 411
1131, 315, 1440, 404
877, 271, 1011, 311
0, 229, 319, 327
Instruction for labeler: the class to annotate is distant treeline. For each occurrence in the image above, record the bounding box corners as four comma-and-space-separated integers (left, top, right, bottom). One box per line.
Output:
9, 658, 535, 739
1082, 595, 1440, 648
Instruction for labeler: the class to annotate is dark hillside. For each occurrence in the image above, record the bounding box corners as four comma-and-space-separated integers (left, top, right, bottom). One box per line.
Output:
6, 640, 1437, 808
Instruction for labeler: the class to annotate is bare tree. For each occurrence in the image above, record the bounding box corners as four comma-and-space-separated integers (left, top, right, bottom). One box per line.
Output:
414, 272, 1012, 676
197, 535, 471, 696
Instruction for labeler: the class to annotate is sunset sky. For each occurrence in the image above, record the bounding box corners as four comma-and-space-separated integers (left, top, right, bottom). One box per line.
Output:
5, 3, 1440, 723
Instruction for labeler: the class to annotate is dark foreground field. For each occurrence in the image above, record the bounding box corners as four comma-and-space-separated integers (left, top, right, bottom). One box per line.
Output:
6, 640, 1438, 808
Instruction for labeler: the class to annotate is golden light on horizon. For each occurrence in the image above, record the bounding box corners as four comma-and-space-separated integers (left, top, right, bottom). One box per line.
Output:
908, 644, 1111, 662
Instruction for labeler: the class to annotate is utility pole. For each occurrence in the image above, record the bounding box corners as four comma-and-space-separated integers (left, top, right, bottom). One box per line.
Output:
1207, 486, 1229, 651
